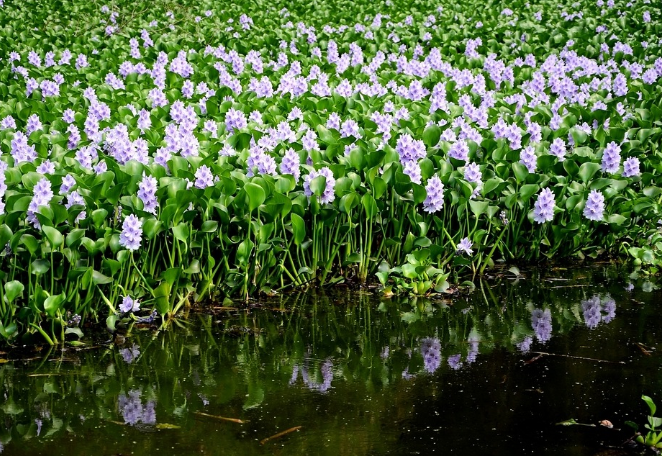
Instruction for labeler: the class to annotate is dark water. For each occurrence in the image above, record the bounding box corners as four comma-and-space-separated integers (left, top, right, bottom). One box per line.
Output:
1, 266, 661, 455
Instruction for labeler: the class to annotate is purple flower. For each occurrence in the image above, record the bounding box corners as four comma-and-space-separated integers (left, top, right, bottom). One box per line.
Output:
464, 162, 482, 197
26, 114, 43, 136
280, 148, 301, 182
1, 115, 16, 130
396, 134, 426, 162
119, 296, 140, 313
420, 337, 441, 373
59, 175, 76, 195
520, 146, 537, 173
622, 157, 640, 177
246, 146, 277, 177
583, 190, 605, 221
36, 160, 55, 175
601, 142, 621, 174
304, 167, 335, 204
194, 165, 214, 189
402, 160, 421, 184
456, 237, 473, 255
549, 138, 566, 162
225, 108, 247, 134
137, 175, 158, 214
423, 175, 444, 213
533, 188, 555, 223
27, 178, 54, 228
448, 140, 469, 161
119, 214, 143, 251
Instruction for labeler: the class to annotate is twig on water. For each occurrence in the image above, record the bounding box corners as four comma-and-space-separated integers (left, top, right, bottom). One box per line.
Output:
260, 426, 303, 445
527, 352, 625, 364
193, 411, 247, 424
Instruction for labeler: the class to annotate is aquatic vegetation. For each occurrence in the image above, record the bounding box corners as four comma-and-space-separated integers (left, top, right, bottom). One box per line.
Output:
627, 396, 662, 449
0, 0, 661, 342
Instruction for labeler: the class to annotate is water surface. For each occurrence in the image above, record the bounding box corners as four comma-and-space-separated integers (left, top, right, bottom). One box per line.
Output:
1, 266, 660, 455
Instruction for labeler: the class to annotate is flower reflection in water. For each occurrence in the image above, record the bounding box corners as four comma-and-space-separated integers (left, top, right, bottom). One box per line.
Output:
290, 358, 334, 392
421, 337, 442, 373
581, 295, 616, 328
118, 390, 156, 426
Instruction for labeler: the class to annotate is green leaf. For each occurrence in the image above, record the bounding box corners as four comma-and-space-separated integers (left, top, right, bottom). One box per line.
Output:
245, 182, 266, 212
643, 395, 657, 416
172, 223, 190, 242
361, 193, 378, 219
578, 162, 601, 184
154, 282, 171, 316
42, 226, 64, 249
236, 239, 254, 267
309, 175, 327, 198
200, 220, 218, 233
4, 281, 24, 304
469, 200, 489, 217
422, 125, 441, 147
520, 184, 539, 202
44, 293, 66, 318
92, 270, 113, 285
291, 213, 305, 246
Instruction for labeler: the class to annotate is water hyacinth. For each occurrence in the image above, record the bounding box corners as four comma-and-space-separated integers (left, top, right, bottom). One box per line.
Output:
304, 167, 335, 204
27, 177, 54, 229
194, 165, 214, 189
423, 175, 444, 213
137, 175, 158, 214
456, 237, 473, 256
119, 214, 143, 251
119, 296, 140, 314
622, 157, 640, 177
280, 148, 301, 182
601, 142, 621, 174
0, 0, 660, 344
533, 188, 555, 223
583, 190, 605, 221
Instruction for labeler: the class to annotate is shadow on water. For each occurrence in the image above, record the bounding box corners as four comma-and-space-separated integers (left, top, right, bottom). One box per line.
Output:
0, 265, 661, 455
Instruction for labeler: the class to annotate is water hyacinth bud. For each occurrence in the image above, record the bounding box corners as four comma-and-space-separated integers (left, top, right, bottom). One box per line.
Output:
280, 148, 301, 182
601, 142, 621, 174
533, 188, 555, 223
456, 237, 473, 255
423, 175, 444, 213
622, 157, 640, 177
119, 214, 143, 251
583, 190, 605, 221
304, 167, 336, 204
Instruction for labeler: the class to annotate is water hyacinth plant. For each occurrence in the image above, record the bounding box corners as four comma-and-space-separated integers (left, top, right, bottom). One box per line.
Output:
0, 0, 660, 342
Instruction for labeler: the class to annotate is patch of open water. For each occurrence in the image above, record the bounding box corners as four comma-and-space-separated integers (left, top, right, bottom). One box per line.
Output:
0, 266, 660, 455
